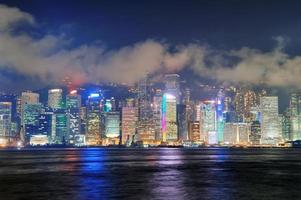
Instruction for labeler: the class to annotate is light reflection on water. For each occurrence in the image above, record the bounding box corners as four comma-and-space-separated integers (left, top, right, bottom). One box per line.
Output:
0, 148, 301, 199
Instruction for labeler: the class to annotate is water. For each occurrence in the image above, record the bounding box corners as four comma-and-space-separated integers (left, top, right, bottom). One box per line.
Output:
0, 148, 300, 200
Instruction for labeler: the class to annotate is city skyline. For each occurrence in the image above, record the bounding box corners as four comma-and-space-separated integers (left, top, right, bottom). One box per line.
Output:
1, 2, 301, 200
0, 73, 299, 148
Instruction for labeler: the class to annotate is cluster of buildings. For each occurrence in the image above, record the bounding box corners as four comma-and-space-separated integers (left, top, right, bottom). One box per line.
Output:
0, 74, 299, 147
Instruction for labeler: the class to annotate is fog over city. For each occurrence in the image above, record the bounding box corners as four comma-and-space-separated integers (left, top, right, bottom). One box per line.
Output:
1, 4, 301, 90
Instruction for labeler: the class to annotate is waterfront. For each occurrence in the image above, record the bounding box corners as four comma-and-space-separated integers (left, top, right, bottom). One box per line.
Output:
0, 148, 300, 200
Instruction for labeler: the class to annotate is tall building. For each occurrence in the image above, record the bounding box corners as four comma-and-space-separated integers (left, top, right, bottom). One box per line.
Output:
249, 121, 261, 145
20, 91, 39, 131
66, 90, 81, 109
23, 103, 43, 143
223, 123, 250, 145
234, 90, 244, 122
104, 99, 113, 112
80, 106, 87, 137
104, 111, 120, 145
199, 101, 217, 144
66, 90, 81, 145
122, 106, 138, 145
243, 90, 258, 122
260, 96, 281, 145
153, 91, 162, 141
0, 102, 12, 145
216, 90, 225, 143
164, 74, 180, 103
177, 104, 188, 141
289, 93, 301, 141
182, 88, 190, 105
48, 89, 63, 109
280, 109, 293, 141
137, 76, 152, 120
162, 93, 178, 142
188, 121, 200, 142
53, 109, 67, 144
86, 93, 102, 145
38, 110, 53, 139
136, 76, 156, 144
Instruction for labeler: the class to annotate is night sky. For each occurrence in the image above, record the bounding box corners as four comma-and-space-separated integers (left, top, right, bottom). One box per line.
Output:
2, 0, 301, 51
0, 0, 301, 110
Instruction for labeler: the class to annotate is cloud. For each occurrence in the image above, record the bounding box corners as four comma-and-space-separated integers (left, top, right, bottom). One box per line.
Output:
0, 4, 207, 88
211, 44, 301, 87
0, 4, 301, 91
0, 4, 34, 31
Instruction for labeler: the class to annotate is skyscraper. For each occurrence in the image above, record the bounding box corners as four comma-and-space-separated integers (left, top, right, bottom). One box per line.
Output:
243, 90, 258, 122
0, 102, 12, 145
66, 90, 81, 145
66, 90, 81, 109
260, 96, 281, 145
223, 123, 250, 145
86, 93, 102, 145
177, 104, 188, 141
104, 111, 120, 145
188, 121, 200, 142
289, 93, 301, 141
20, 91, 39, 131
216, 90, 225, 143
162, 93, 177, 142
281, 110, 292, 141
234, 90, 244, 122
53, 110, 67, 144
136, 76, 156, 144
38, 110, 53, 139
122, 106, 138, 145
249, 120, 261, 145
153, 91, 162, 141
199, 100, 217, 144
48, 89, 63, 109
23, 103, 43, 143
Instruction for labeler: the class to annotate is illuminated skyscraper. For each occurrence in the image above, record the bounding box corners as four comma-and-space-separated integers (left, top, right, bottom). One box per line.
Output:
122, 106, 138, 145
164, 74, 180, 103
223, 123, 250, 145
177, 104, 188, 141
224, 96, 232, 112
289, 93, 301, 141
104, 99, 113, 112
234, 89, 245, 122
136, 76, 156, 144
66, 90, 81, 109
260, 96, 281, 145
21, 91, 39, 105
20, 91, 39, 139
243, 90, 258, 122
104, 111, 120, 145
48, 89, 63, 109
249, 121, 261, 145
188, 121, 200, 142
66, 90, 81, 145
0, 102, 12, 144
199, 101, 217, 144
38, 110, 53, 139
53, 109, 67, 144
86, 93, 102, 145
153, 91, 162, 141
137, 76, 152, 121
216, 90, 225, 143
182, 88, 190, 105
162, 93, 177, 142
23, 103, 43, 143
